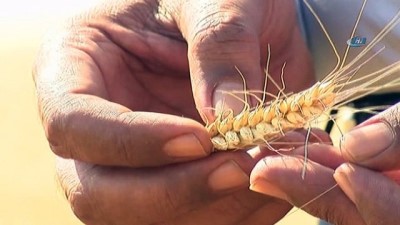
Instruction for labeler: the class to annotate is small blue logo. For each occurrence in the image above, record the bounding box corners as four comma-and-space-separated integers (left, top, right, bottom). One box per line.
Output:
347, 36, 367, 47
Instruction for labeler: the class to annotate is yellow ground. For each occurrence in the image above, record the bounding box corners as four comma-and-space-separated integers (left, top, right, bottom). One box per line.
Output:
0, 1, 319, 224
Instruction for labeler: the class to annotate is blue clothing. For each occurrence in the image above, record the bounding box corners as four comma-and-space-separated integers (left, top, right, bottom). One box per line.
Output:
297, 0, 400, 87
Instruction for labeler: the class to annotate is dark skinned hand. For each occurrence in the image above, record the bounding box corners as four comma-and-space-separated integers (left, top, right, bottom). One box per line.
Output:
33, 0, 315, 224
250, 103, 400, 225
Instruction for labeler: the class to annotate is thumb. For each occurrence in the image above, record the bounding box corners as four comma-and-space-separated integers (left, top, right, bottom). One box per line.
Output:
340, 103, 400, 170
172, 0, 298, 119
334, 163, 400, 225
183, 1, 265, 118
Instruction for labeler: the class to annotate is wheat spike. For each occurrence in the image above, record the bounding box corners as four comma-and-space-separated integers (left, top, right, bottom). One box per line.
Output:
206, 0, 400, 151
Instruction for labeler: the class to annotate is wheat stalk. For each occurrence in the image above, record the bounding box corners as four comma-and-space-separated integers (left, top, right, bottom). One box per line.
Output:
206, 0, 400, 152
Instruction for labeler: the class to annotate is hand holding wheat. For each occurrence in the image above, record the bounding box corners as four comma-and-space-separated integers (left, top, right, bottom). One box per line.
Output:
247, 1, 400, 224
33, 0, 318, 224
250, 104, 400, 225
334, 103, 400, 225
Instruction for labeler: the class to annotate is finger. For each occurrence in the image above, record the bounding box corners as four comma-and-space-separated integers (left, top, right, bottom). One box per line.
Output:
34, 24, 212, 166
288, 143, 345, 169
252, 128, 331, 160
304, 128, 332, 144
185, 0, 265, 117
44, 94, 213, 167
58, 151, 269, 225
39, 88, 213, 168
334, 163, 400, 225
171, 190, 289, 225
169, 0, 313, 119
272, 128, 332, 148
340, 103, 400, 170
236, 199, 292, 225
249, 155, 365, 225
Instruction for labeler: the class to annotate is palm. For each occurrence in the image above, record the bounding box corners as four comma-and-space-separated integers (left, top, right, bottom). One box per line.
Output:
83, 37, 200, 120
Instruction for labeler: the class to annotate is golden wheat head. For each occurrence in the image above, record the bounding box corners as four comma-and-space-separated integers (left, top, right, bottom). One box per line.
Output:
206, 0, 400, 152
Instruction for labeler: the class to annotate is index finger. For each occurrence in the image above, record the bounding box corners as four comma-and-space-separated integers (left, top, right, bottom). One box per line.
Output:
34, 23, 212, 168
339, 103, 400, 171
249, 155, 365, 225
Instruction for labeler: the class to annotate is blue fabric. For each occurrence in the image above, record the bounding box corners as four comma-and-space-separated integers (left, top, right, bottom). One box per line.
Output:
296, 0, 400, 83
318, 220, 332, 225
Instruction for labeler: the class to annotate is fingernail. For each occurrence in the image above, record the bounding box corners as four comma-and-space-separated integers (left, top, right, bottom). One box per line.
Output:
164, 134, 208, 158
208, 160, 249, 192
250, 179, 287, 200
340, 121, 395, 161
213, 82, 246, 116
333, 163, 356, 203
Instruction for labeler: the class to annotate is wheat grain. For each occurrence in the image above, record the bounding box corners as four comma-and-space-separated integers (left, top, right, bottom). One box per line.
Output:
206, 0, 400, 151
206, 79, 336, 150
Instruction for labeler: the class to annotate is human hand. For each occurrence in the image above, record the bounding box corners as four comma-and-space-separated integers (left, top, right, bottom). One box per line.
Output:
55, 129, 328, 225
33, 0, 315, 224
56, 150, 295, 225
249, 103, 400, 225
333, 102, 400, 225
34, 0, 313, 165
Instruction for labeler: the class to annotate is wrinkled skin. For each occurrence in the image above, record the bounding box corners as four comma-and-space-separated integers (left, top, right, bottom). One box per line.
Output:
251, 103, 400, 225
34, 0, 400, 224
33, 0, 315, 224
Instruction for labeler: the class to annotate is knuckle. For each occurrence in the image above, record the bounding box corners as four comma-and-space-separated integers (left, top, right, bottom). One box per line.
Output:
307, 202, 347, 225
381, 103, 400, 131
189, 12, 257, 58
42, 97, 74, 158
44, 110, 70, 158
153, 171, 208, 218
323, 206, 344, 225
57, 161, 97, 224
379, 103, 400, 152
210, 193, 259, 218
158, 172, 194, 215
115, 111, 142, 166
68, 188, 97, 224
224, 194, 251, 214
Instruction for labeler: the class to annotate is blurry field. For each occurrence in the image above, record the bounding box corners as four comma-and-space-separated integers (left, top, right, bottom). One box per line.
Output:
0, 1, 318, 224
0, 1, 93, 224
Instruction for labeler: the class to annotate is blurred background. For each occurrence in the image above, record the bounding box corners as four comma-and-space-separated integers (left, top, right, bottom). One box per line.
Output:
1, 1, 95, 224
0, 0, 319, 224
